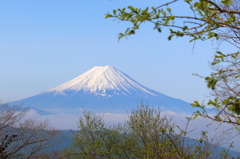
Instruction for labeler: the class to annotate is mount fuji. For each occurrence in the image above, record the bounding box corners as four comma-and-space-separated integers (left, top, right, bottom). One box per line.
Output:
11, 66, 193, 113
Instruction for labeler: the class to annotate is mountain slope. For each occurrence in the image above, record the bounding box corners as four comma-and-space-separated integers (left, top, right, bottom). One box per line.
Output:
11, 66, 193, 113
47, 65, 157, 97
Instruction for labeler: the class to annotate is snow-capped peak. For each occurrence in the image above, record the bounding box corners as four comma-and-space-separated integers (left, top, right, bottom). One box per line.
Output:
47, 65, 157, 97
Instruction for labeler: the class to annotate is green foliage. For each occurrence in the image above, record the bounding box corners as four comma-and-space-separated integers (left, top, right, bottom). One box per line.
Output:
192, 51, 240, 127
64, 105, 232, 158
104, 0, 240, 41
64, 111, 125, 159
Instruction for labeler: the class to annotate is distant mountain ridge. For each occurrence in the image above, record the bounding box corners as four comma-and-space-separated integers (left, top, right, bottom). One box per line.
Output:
11, 66, 193, 113
45, 130, 240, 157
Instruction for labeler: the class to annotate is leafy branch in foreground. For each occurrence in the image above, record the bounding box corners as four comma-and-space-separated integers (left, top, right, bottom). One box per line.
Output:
192, 51, 240, 129
105, 0, 238, 42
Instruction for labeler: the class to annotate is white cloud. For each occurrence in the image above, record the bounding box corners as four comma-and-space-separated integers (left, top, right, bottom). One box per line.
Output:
23, 109, 240, 152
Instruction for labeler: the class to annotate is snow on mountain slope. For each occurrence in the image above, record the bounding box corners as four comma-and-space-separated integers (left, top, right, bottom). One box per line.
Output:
47, 65, 158, 97
11, 65, 192, 113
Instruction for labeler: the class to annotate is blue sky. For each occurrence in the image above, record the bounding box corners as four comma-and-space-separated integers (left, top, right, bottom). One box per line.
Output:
2, 1, 240, 152
0, 0, 236, 103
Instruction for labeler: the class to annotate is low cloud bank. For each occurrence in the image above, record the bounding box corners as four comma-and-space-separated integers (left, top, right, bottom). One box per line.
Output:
24, 108, 240, 152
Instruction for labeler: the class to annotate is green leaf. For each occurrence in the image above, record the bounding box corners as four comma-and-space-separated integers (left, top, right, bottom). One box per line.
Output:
129, 30, 135, 34
167, 8, 171, 13
184, 0, 192, 3
168, 34, 174, 41
128, 6, 135, 11
205, 77, 218, 90
161, 128, 166, 133
233, 99, 240, 115
216, 51, 223, 55
191, 101, 201, 107
183, 26, 188, 31
105, 14, 113, 18
193, 114, 199, 120
211, 61, 220, 65
118, 33, 125, 42
201, 131, 208, 136
221, 0, 232, 6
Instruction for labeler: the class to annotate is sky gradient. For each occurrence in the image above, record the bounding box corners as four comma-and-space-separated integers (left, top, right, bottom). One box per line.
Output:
2, 0, 240, 153
0, 0, 236, 104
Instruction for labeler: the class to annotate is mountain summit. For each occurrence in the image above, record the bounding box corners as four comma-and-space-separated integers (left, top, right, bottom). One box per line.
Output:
11, 66, 192, 113
47, 65, 157, 97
